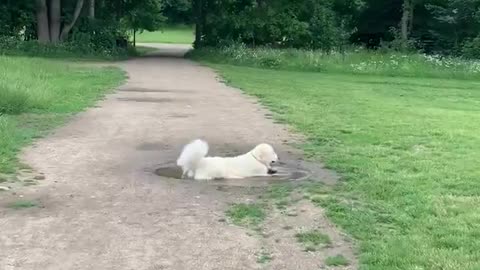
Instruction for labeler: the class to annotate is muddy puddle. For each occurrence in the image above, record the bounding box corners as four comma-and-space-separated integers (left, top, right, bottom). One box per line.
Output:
153, 161, 312, 187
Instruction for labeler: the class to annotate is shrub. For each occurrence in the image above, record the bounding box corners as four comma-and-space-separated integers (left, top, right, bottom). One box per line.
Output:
0, 30, 130, 60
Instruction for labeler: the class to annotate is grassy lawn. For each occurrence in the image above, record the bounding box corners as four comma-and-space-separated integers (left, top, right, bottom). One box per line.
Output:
0, 56, 124, 175
204, 64, 480, 270
135, 25, 194, 44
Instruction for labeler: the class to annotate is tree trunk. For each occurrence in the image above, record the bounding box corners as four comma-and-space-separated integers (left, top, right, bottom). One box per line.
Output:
89, 0, 95, 19
133, 29, 136, 47
408, 2, 414, 34
60, 0, 85, 41
49, 0, 61, 43
36, 0, 50, 43
201, 0, 207, 45
193, 0, 203, 48
400, 0, 414, 49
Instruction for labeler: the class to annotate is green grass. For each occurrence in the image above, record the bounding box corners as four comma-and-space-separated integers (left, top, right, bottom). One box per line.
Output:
325, 255, 350, 266
295, 230, 332, 251
135, 25, 194, 44
256, 249, 273, 264
194, 63, 480, 269
7, 200, 38, 209
264, 183, 293, 210
0, 55, 124, 174
226, 203, 266, 227
266, 183, 293, 200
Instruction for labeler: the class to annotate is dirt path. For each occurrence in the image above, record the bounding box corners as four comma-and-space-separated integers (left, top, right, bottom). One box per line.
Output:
0, 45, 356, 270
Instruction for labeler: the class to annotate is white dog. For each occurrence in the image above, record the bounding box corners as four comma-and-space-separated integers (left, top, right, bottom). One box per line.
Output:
176, 139, 278, 180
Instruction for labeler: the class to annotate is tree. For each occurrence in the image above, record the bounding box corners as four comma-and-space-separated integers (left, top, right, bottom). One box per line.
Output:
59, 0, 84, 41
0, 0, 35, 38
424, 0, 480, 53
36, 0, 50, 43
195, 0, 362, 50
400, 0, 412, 47
4, 0, 480, 56
34, 0, 85, 43
123, 0, 165, 46
162, 0, 192, 24
49, 0, 61, 42
192, 0, 203, 48
89, 0, 95, 19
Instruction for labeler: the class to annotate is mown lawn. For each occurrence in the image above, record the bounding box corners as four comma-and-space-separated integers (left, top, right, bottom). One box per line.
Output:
135, 25, 194, 44
0, 56, 124, 175
208, 64, 480, 270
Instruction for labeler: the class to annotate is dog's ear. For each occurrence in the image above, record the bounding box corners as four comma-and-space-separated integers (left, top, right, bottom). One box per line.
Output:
253, 146, 265, 162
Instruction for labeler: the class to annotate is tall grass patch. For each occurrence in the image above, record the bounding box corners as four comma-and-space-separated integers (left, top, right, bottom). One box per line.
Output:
188, 44, 480, 80
0, 55, 124, 173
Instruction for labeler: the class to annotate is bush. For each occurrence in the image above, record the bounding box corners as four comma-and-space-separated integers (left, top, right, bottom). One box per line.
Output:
379, 28, 418, 53
0, 30, 130, 60
462, 36, 480, 59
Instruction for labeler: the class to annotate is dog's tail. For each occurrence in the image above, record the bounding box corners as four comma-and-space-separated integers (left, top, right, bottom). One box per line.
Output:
176, 139, 209, 174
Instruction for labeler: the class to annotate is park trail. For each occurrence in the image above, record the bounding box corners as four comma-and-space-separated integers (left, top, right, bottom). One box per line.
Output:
0, 43, 357, 270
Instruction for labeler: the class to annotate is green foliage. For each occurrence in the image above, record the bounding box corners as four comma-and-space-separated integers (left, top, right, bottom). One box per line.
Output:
163, 0, 192, 24
0, 0, 166, 56
0, 0, 35, 39
308, 4, 345, 51
462, 35, 480, 59
192, 0, 480, 56
2, 0, 480, 56
72, 18, 129, 52
379, 27, 417, 53
424, 0, 480, 54
0, 36, 129, 59
122, 0, 165, 33
198, 0, 357, 50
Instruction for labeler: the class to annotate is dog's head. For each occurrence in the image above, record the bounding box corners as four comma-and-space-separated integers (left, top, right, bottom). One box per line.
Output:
251, 143, 278, 168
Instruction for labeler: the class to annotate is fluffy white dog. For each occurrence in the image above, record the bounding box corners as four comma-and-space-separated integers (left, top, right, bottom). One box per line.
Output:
176, 139, 278, 180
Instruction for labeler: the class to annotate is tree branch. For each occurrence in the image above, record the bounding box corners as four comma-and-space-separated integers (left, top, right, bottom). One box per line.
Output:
60, 0, 85, 41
